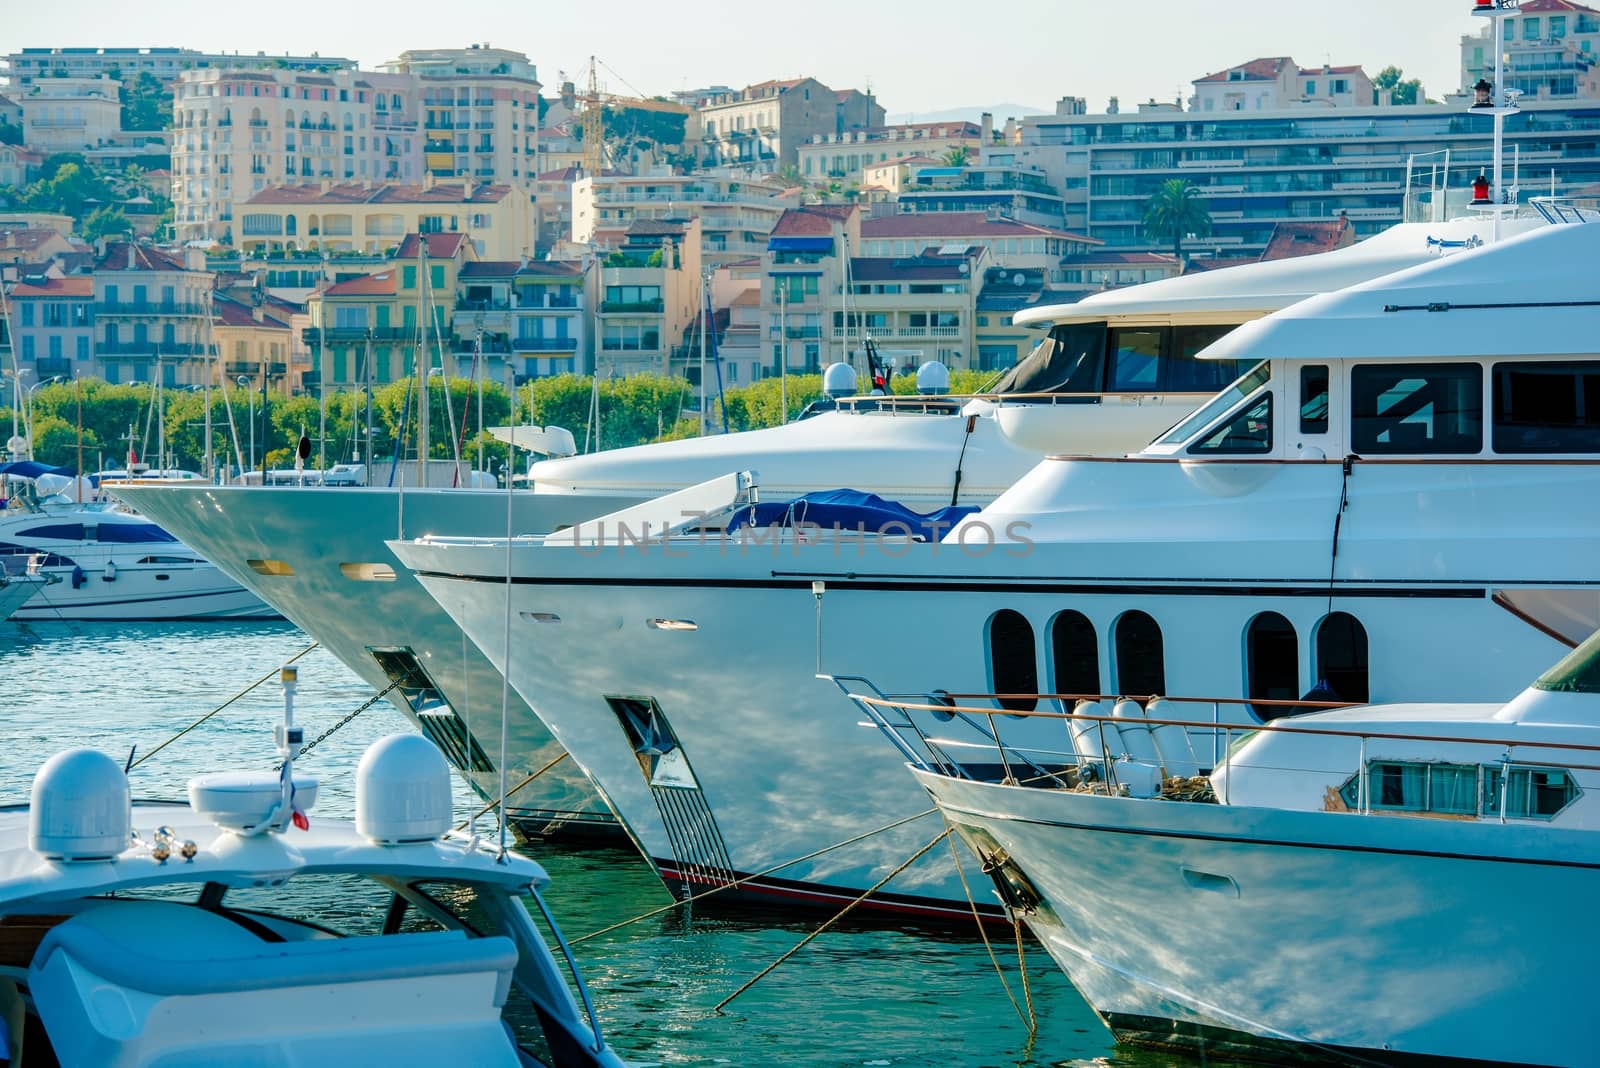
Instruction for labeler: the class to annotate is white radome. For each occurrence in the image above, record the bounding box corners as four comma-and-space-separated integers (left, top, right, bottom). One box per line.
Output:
916, 361, 951, 395
357, 734, 454, 844
29, 749, 131, 861
822, 361, 858, 399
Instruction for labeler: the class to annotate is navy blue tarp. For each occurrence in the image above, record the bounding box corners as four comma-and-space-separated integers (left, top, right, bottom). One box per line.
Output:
726, 489, 978, 543
0, 461, 73, 480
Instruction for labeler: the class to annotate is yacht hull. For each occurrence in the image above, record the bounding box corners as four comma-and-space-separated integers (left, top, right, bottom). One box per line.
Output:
111, 485, 638, 841
917, 770, 1595, 1067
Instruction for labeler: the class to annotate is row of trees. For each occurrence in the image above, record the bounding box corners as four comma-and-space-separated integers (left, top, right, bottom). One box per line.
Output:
0, 155, 171, 240
18, 368, 998, 474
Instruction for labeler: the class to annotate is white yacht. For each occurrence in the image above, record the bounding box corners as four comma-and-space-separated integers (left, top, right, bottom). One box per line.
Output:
0, 573, 47, 623
897, 632, 1600, 1066
0, 472, 273, 622
113, 215, 1518, 850
0, 673, 625, 1067
393, 211, 1600, 920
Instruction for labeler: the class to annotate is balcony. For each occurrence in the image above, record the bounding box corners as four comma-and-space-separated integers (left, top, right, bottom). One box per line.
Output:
98, 342, 206, 357
94, 301, 208, 317
769, 325, 822, 339
225, 361, 287, 376
599, 299, 664, 314
248, 118, 269, 127
513, 336, 579, 353
33, 358, 73, 376
456, 298, 512, 312
303, 326, 412, 343
516, 292, 579, 309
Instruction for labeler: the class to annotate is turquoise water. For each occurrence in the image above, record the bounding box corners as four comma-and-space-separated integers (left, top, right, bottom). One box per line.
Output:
0, 620, 1211, 1068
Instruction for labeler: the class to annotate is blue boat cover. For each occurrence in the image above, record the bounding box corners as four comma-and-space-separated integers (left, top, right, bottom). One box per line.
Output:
0, 461, 73, 479
726, 489, 978, 542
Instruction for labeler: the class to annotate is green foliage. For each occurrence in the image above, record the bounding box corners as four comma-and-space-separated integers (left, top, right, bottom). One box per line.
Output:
601, 105, 686, 149
941, 146, 970, 167
1143, 178, 1212, 261
0, 122, 21, 146
1373, 66, 1423, 107
82, 205, 131, 241
11, 157, 115, 223
118, 71, 173, 131
775, 164, 805, 188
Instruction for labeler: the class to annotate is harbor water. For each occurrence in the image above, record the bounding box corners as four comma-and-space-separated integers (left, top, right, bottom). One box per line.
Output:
0, 620, 1222, 1068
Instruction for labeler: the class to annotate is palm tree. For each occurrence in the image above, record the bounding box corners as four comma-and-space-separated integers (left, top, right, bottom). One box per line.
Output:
941, 146, 970, 167
1143, 179, 1212, 262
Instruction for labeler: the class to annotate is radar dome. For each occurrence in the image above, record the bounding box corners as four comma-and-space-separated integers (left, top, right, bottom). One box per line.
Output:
822, 362, 858, 399
916, 361, 951, 395
357, 734, 453, 844
30, 749, 131, 861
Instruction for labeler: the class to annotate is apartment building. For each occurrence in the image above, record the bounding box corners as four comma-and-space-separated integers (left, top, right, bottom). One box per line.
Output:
594, 218, 702, 378
796, 121, 981, 183
381, 46, 540, 190
19, 75, 122, 151
859, 213, 1100, 274
0, 227, 76, 265
892, 162, 1069, 227
171, 68, 423, 243
7, 276, 93, 382
760, 206, 859, 374
236, 179, 532, 260
213, 292, 300, 393
690, 78, 884, 171
5, 48, 355, 90
571, 171, 793, 262
92, 242, 214, 385
452, 259, 591, 380
1460, 0, 1600, 101
303, 268, 403, 389
1190, 57, 1375, 113
1005, 94, 1600, 255
842, 246, 990, 373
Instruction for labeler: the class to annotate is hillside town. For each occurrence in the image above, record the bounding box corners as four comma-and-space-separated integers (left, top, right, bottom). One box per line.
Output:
2, 1, 1598, 417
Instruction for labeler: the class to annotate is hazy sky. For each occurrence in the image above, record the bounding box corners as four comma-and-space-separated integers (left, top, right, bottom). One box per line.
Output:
6, 0, 1478, 116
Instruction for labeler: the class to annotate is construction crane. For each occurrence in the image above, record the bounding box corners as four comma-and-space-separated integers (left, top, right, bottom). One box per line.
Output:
569, 55, 689, 177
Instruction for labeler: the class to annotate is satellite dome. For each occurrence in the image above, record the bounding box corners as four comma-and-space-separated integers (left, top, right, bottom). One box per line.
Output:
915, 361, 951, 395
357, 734, 453, 844
30, 749, 131, 861
822, 362, 858, 399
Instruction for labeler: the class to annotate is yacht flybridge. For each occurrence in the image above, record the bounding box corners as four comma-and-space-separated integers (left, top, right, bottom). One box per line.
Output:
112, 212, 1524, 847
393, 211, 1600, 919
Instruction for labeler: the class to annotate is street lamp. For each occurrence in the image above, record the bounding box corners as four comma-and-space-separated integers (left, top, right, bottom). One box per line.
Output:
3, 368, 29, 460
237, 375, 254, 478
24, 376, 62, 461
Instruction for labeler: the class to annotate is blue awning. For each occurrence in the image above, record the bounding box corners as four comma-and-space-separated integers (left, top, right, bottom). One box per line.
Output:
767, 236, 833, 253
0, 461, 73, 480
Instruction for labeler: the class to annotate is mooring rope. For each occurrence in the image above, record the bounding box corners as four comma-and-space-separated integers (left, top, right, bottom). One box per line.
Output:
570, 805, 942, 945
712, 826, 953, 1013
943, 815, 1031, 1032
132, 641, 319, 769
456, 750, 572, 830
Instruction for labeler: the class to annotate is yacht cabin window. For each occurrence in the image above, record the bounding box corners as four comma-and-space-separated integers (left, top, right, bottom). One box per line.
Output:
1156, 361, 1271, 446
988, 609, 1038, 712
1113, 610, 1166, 697
1315, 612, 1369, 703
1350, 363, 1482, 454
1337, 762, 1579, 820
1050, 610, 1099, 696
1188, 391, 1273, 454
1108, 325, 1251, 394
1108, 328, 1162, 391
1300, 366, 1330, 434
1492, 361, 1600, 454
1246, 612, 1299, 720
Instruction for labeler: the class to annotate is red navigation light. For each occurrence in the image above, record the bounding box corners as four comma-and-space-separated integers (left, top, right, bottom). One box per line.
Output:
1472, 172, 1491, 204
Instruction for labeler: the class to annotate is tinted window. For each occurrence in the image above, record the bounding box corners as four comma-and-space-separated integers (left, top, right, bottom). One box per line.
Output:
1167, 324, 1250, 392
1050, 610, 1099, 696
1246, 612, 1299, 720
1107, 328, 1162, 392
1351, 364, 1482, 454
1315, 612, 1369, 703
988, 610, 1038, 712
1188, 392, 1272, 454
993, 322, 1106, 396
97, 523, 179, 543
1300, 365, 1329, 434
1492, 360, 1600, 454
1114, 611, 1165, 696
17, 524, 86, 541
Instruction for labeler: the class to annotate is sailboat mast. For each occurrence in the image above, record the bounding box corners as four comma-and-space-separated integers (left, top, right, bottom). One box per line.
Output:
417, 241, 430, 487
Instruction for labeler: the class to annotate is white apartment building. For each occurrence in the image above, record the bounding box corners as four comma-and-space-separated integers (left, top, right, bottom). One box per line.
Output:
171, 68, 423, 244
1460, 0, 1600, 101
19, 75, 122, 151
4, 47, 355, 90
571, 170, 794, 263
1190, 57, 1374, 113
796, 121, 982, 183
381, 46, 540, 190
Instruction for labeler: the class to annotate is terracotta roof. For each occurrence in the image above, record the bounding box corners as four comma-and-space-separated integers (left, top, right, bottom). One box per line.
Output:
1182, 254, 1261, 274
746, 78, 806, 94
1260, 217, 1354, 261
322, 270, 397, 296
1058, 251, 1179, 266
861, 212, 1096, 244
730, 289, 761, 307
771, 206, 854, 236
459, 260, 522, 278
0, 228, 67, 253
93, 241, 192, 273
395, 232, 469, 258
1194, 57, 1296, 84
213, 294, 292, 329
10, 276, 92, 297
515, 261, 584, 278
627, 219, 686, 236
245, 181, 509, 206
1517, 0, 1598, 11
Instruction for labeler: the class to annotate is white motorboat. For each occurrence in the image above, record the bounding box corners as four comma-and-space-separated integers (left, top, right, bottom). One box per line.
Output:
0, 473, 273, 622
0, 669, 625, 1068
393, 208, 1600, 920
0, 573, 48, 624
111, 214, 1520, 850
892, 630, 1600, 1066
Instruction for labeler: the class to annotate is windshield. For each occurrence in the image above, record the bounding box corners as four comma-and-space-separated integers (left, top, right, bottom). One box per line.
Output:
1155, 361, 1272, 446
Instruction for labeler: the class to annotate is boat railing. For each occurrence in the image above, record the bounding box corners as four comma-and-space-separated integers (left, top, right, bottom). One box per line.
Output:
829, 682, 1600, 813
1528, 196, 1600, 225
819, 388, 1215, 418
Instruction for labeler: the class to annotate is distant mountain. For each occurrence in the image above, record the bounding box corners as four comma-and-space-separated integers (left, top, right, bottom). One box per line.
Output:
886, 103, 1047, 126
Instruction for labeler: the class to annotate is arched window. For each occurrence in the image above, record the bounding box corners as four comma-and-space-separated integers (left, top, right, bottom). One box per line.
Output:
1050, 610, 1098, 697
1316, 612, 1369, 703
987, 609, 1037, 712
1113, 611, 1165, 697
1246, 612, 1299, 720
